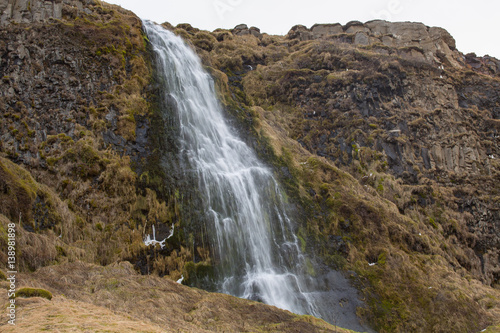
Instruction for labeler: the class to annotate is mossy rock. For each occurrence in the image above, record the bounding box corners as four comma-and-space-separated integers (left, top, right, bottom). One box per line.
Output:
16, 287, 52, 300
184, 261, 215, 290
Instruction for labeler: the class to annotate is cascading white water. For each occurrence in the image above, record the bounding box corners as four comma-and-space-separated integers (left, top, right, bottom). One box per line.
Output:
142, 21, 369, 329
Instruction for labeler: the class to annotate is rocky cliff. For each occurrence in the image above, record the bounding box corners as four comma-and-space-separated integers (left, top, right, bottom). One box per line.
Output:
282, 21, 499, 289
0, 0, 160, 267
280, 21, 500, 288
0, 1, 499, 332
171, 20, 500, 332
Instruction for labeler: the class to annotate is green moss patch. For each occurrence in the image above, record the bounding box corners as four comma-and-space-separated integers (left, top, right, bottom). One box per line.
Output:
16, 287, 53, 300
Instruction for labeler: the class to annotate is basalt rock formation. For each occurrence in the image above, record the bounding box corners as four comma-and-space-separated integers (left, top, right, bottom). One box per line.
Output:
288, 21, 462, 68
281, 21, 500, 288
0, 0, 96, 25
279, 21, 500, 288
0, 1, 499, 332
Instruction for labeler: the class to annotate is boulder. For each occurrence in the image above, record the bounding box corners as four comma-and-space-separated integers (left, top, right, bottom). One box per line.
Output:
387, 22, 429, 43
354, 32, 369, 45
286, 24, 313, 41
311, 23, 342, 39
234, 23, 248, 30
232, 23, 250, 36
364, 20, 391, 36
343, 20, 365, 31
429, 26, 456, 50
249, 26, 261, 38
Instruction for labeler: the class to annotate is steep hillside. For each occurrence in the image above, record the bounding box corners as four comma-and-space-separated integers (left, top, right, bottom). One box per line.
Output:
0, 0, 499, 332
170, 21, 500, 332
0, 1, 350, 332
0, 0, 198, 279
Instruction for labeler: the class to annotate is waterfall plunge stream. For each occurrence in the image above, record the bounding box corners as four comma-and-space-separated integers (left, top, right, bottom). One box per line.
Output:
143, 21, 367, 329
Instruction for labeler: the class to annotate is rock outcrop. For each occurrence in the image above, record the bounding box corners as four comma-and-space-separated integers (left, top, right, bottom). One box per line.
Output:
287, 20, 462, 68
232, 23, 261, 38
0, 0, 96, 25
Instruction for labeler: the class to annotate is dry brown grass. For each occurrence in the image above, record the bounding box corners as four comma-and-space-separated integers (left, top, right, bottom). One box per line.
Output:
263, 120, 500, 330
5, 261, 354, 333
0, 0, 195, 285
239, 101, 500, 331
1, 3, 498, 332
0, 297, 165, 333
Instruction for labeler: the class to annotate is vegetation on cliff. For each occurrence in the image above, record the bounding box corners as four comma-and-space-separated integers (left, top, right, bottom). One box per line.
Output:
0, 1, 346, 332
169, 21, 500, 332
0, 0, 195, 280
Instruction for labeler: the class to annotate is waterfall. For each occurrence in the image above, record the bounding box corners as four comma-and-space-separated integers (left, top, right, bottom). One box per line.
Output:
143, 21, 367, 330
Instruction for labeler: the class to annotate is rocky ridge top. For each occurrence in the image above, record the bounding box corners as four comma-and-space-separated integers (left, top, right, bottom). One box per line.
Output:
0, 0, 98, 25
287, 21, 459, 67
232, 20, 499, 76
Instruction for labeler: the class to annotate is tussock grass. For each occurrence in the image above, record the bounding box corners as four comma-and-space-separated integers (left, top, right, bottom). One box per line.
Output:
0, 0, 190, 283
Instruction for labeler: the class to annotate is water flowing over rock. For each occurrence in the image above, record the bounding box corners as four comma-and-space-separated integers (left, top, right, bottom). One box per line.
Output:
2, 1, 498, 330
142, 20, 367, 331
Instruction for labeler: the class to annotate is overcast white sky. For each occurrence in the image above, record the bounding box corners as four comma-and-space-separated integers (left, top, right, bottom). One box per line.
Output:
107, 0, 499, 58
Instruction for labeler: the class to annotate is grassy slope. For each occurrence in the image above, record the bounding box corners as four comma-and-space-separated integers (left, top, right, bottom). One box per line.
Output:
0, 261, 352, 333
1, 297, 166, 333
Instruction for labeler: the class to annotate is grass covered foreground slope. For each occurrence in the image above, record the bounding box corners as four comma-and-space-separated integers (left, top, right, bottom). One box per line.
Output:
0, 0, 351, 332
0, 261, 348, 333
167, 21, 500, 332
